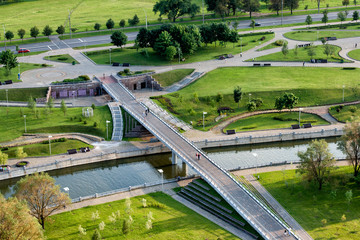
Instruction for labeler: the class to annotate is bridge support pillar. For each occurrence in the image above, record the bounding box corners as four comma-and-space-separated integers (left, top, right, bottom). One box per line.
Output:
171, 151, 178, 165
182, 162, 188, 176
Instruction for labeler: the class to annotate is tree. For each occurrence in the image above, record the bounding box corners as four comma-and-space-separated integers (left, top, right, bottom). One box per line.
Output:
165, 46, 177, 60
106, 18, 115, 30
337, 119, 360, 177
119, 19, 126, 28
154, 31, 173, 56
42, 25, 53, 37
296, 139, 335, 190
91, 229, 102, 240
5, 31, 14, 42
216, 92, 223, 104
122, 219, 130, 234
322, 10, 328, 25
153, 0, 200, 22
323, 44, 334, 58
135, 28, 151, 48
268, 0, 282, 15
242, 0, 260, 18
281, 42, 289, 57
315, 0, 323, 13
228, 29, 239, 47
60, 100, 67, 116
285, 0, 299, 14
233, 86, 243, 108
214, 0, 230, 19
355, 0, 358, 5
56, 25, 65, 35
274, 92, 298, 111
128, 14, 140, 26
0, 49, 18, 74
94, 23, 101, 31
294, 44, 298, 56
15, 147, 27, 159
14, 172, 71, 229
0, 194, 43, 240
27, 95, 36, 113
307, 45, 316, 59
247, 101, 256, 111
47, 97, 54, 111
30, 26, 39, 39
110, 31, 128, 48
338, 11, 346, 25
250, 19, 256, 30
17, 29, 26, 41
342, 0, 350, 8
353, 10, 359, 21
0, 150, 8, 165
305, 15, 312, 27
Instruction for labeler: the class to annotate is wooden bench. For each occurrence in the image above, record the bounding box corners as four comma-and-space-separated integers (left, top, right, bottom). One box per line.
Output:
67, 149, 77, 154
263, 63, 271, 66
226, 129, 236, 135
303, 123, 312, 128
5, 80, 13, 84
291, 124, 300, 129
253, 63, 261, 67
122, 63, 130, 67
112, 62, 120, 66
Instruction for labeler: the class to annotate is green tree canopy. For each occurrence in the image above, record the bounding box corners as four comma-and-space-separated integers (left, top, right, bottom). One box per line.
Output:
5, 31, 14, 42
0, 49, 18, 74
305, 15, 313, 27
94, 23, 101, 31
110, 31, 128, 48
153, 0, 200, 22
353, 10, 359, 21
30, 26, 39, 38
17, 29, 26, 41
284, 0, 299, 14
233, 86, 243, 107
268, 0, 281, 15
56, 25, 65, 35
106, 18, 115, 30
241, 0, 260, 18
42, 25, 53, 37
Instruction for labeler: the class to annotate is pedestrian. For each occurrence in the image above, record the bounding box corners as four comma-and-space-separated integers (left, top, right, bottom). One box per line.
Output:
356, 43, 358, 48
303, 61, 305, 67
240, 53, 242, 58
197, 153, 201, 160
143, 111, 146, 121
284, 229, 288, 236
195, 153, 198, 160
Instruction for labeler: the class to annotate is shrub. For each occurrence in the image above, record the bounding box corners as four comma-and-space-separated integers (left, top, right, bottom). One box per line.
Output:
57, 57, 68, 61
259, 36, 266, 41
91, 104, 96, 110
188, 108, 196, 115
247, 101, 256, 112
93, 122, 98, 127
83, 120, 87, 125
148, 202, 166, 209
79, 75, 90, 81
275, 40, 285, 46
250, 98, 263, 108
124, 68, 130, 74
304, 5, 308, 10
349, 106, 357, 113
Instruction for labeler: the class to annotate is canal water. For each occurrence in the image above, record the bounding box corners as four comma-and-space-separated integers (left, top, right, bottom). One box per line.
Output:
0, 138, 345, 199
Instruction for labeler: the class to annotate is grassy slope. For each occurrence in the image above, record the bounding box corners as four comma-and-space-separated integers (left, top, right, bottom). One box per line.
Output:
0, 37, 50, 47
329, 103, 360, 122
224, 112, 329, 132
253, 45, 350, 62
258, 166, 360, 239
347, 49, 360, 60
0, 63, 47, 83
152, 69, 194, 87
257, 40, 287, 51
155, 67, 360, 130
284, 30, 360, 41
2, 140, 93, 158
45, 192, 237, 240
86, 33, 274, 66
0, 88, 48, 102
0, 106, 112, 143
46, 54, 79, 64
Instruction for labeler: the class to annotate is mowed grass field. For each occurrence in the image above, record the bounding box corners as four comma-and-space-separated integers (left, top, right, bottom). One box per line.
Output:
45, 192, 237, 240
0, 106, 112, 143
152, 69, 194, 87
347, 49, 360, 61
329, 103, 360, 122
257, 166, 360, 239
284, 30, 360, 41
154, 67, 360, 130
0, 63, 47, 83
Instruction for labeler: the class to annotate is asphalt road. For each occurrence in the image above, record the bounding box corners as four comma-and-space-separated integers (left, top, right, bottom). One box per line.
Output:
0, 10, 356, 54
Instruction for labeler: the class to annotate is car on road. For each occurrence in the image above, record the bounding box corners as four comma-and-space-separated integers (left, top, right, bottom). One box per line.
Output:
254, 22, 261, 26
18, 48, 30, 53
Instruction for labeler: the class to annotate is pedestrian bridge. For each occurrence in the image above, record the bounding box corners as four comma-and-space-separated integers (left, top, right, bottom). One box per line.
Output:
100, 75, 299, 240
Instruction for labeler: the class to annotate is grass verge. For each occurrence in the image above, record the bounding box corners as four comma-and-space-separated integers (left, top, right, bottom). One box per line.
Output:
152, 69, 195, 87
329, 103, 360, 122
0, 88, 48, 102
0, 63, 48, 83
284, 30, 360, 41
45, 54, 79, 64
0, 37, 50, 47
347, 49, 360, 61
45, 192, 237, 240
257, 40, 287, 52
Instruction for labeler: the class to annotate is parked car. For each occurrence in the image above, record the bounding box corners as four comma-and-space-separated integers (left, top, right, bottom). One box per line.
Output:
250, 22, 261, 27
18, 48, 30, 53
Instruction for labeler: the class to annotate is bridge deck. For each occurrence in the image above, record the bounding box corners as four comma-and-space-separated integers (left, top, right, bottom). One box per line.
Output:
101, 75, 298, 240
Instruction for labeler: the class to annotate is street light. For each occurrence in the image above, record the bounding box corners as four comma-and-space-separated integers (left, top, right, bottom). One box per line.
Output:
281, 0, 283, 25
158, 169, 164, 192
18, 63, 21, 80
249, 93, 251, 102
106, 120, 111, 140
299, 108, 303, 126
240, 37, 243, 55
252, 152, 259, 179
152, 81, 154, 93
109, 48, 112, 65
203, 112, 207, 130
5, 89, 8, 107
343, 85, 345, 102
143, 9, 148, 29
24, 115, 27, 133
202, 0, 205, 24
48, 135, 52, 155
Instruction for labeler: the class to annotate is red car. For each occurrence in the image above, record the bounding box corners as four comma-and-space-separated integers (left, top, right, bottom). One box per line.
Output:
18, 48, 30, 53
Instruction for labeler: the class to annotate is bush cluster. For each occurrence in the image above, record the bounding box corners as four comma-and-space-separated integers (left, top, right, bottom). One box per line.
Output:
41, 138, 67, 144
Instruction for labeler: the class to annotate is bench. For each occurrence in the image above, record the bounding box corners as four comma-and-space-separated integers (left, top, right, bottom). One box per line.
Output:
303, 123, 312, 128
79, 147, 87, 153
291, 124, 300, 129
226, 129, 236, 135
4, 80, 13, 84
263, 63, 271, 66
112, 62, 120, 66
253, 63, 261, 67
326, 37, 337, 41
122, 63, 130, 67
67, 149, 77, 154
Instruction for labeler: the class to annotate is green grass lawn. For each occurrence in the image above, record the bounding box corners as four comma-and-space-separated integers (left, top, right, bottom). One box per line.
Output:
253, 45, 350, 63
46, 54, 79, 64
154, 67, 360, 130
329, 103, 360, 122
16, 50, 48, 57
45, 192, 237, 240
86, 33, 274, 66
284, 30, 360, 41
347, 49, 360, 61
0, 88, 48, 102
258, 166, 360, 239
0, 106, 112, 143
224, 112, 329, 132
257, 40, 288, 52
73, 43, 113, 50
2, 139, 93, 158
0, 63, 48, 83
0, 37, 50, 48
152, 69, 194, 87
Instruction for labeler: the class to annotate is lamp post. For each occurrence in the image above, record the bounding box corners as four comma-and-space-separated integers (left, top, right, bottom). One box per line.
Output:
299, 108, 303, 126
18, 63, 21, 80
281, 0, 283, 25
109, 48, 112, 65
152, 81, 154, 93
203, 112, 207, 130
143, 9, 148, 29
343, 85, 345, 102
249, 93, 251, 102
48, 135, 52, 155
24, 115, 27, 133
202, 0, 205, 24
106, 120, 111, 140
252, 152, 259, 179
240, 37, 243, 55
158, 169, 164, 192
178, 47, 181, 63
5, 89, 8, 107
